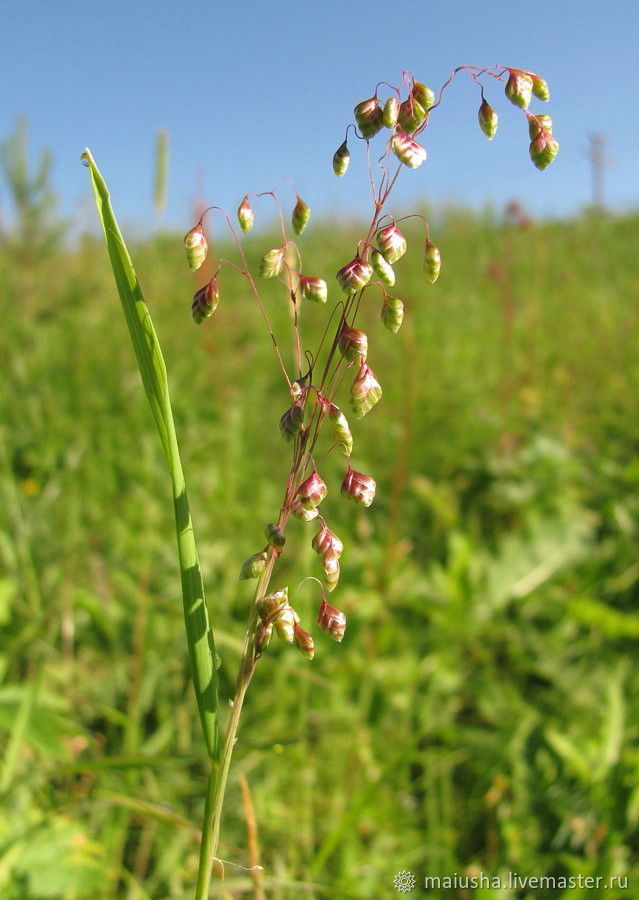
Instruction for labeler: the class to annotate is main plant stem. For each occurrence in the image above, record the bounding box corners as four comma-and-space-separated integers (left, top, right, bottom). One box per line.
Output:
195, 514, 290, 898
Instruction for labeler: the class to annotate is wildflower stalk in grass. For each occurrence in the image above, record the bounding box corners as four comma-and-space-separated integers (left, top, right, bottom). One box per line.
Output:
83, 63, 556, 897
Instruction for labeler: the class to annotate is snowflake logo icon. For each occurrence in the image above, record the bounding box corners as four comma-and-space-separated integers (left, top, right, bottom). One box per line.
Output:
393, 870, 416, 893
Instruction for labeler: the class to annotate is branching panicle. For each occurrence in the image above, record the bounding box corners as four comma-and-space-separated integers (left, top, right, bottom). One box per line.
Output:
176, 65, 558, 894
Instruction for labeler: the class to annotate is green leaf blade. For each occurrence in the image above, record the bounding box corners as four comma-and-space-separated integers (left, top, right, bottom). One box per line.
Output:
81, 148, 219, 761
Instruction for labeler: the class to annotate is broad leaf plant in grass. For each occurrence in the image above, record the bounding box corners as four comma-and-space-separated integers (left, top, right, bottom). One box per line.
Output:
82, 65, 557, 897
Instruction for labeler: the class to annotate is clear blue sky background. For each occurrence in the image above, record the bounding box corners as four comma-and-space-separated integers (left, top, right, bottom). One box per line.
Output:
3, 0, 637, 234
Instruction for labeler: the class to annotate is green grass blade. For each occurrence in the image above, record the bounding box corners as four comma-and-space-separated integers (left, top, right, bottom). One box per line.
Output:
81, 148, 219, 761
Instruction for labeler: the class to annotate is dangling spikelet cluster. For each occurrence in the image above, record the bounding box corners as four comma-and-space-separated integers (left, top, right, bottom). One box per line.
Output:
237, 196, 254, 232
191, 277, 219, 323
292, 196, 311, 235
299, 274, 328, 304
338, 326, 368, 363
336, 256, 373, 295
328, 403, 353, 456
350, 361, 382, 418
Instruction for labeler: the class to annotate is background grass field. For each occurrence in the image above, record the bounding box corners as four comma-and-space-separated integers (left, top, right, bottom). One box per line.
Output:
2, 176, 639, 898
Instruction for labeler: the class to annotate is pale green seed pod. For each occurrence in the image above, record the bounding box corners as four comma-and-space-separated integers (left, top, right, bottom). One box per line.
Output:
377, 222, 407, 263
265, 522, 286, 550
322, 551, 340, 593
259, 246, 285, 278
336, 256, 373, 294
381, 294, 404, 334
237, 196, 254, 233
279, 402, 305, 442
294, 623, 315, 659
478, 99, 498, 140
338, 326, 368, 363
391, 131, 427, 168
191, 278, 220, 324
423, 240, 441, 283
292, 196, 311, 235
291, 499, 319, 521
333, 140, 350, 176
240, 550, 268, 580
412, 82, 435, 111
328, 402, 353, 456
397, 96, 427, 133
317, 598, 347, 642
531, 73, 550, 102
184, 224, 207, 271
257, 587, 289, 621
354, 97, 384, 139
274, 605, 299, 643
505, 69, 533, 109
528, 114, 553, 139
299, 274, 328, 304
341, 467, 376, 507
350, 361, 382, 418
371, 249, 395, 286
529, 132, 559, 170
383, 96, 399, 128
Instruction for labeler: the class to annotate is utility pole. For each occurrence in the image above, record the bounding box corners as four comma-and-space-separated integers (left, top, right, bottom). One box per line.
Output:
586, 133, 610, 210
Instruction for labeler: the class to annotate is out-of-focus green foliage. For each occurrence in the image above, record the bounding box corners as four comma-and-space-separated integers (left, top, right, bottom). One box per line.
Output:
2, 201, 639, 897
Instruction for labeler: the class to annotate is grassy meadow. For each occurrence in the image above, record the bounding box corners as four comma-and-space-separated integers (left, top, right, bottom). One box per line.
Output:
2, 199, 639, 898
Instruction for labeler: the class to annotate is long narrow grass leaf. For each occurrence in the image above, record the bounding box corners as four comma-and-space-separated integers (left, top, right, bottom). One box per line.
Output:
81, 148, 219, 761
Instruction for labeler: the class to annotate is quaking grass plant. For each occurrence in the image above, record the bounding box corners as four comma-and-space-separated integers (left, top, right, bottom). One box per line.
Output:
82, 65, 558, 896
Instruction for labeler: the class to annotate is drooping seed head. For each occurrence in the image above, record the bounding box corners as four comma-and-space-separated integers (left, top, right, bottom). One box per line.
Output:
391, 130, 427, 168
291, 499, 319, 521
504, 69, 533, 109
184, 223, 207, 271
297, 471, 328, 510
341, 467, 376, 507
376, 222, 407, 263
294, 623, 315, 659
350, 361, 382, 418
382, 96, 399, 128
265, 522, 286, 550
412, 81, 435, 111
299, 274, 328, 304
338, 325, 368, 363
322, 551, 340, 593
371, 249, 395, 286
478, 99, 498, 140
529, 131, 560, 170
397, 96, 427, 133
318, 597, 347, 642
257, 587, 289, 621
274, 605, 299, 643
191, 278, 220, 324
240, 550, 269, 580
292, 195, 311, 235
237, 196, 254, 233
381, 294, 404, 334
259, 246, 285, 278
312, 523, 344, 558
354, 96, 384, 139
336, 256, 373, 295
530, 73, 550, 102
328, 403, 353, 456
279, 401, 305, 442
528, 113, 553, 139
423, 240, 441, 283
333, 140, 350, 176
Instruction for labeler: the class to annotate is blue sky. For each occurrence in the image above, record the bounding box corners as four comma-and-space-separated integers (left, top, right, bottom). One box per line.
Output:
3, 0, 638, 234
